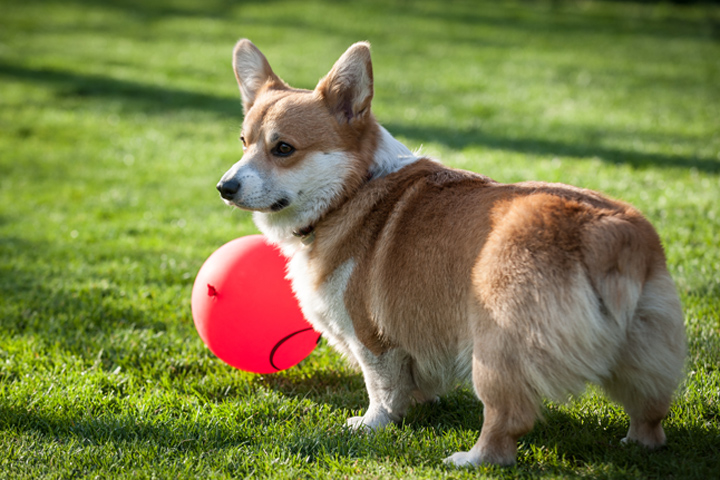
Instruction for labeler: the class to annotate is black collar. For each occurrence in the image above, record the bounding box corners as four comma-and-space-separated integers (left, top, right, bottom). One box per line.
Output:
291, 170, 374, 246
292, 225, 316, 245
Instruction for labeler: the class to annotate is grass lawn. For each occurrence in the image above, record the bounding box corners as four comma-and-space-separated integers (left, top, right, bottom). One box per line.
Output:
1, 0, 719, 478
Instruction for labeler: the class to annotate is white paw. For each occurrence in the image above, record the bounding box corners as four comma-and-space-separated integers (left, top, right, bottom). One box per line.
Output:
345, 408, 393, 431
345, 416, 373, 431
443, 450, 480, 468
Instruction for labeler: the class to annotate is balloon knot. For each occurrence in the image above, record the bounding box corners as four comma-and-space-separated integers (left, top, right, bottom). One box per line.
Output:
207, 284, 218, 297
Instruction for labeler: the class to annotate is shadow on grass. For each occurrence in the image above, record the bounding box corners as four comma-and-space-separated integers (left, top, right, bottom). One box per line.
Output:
243, 365, 720, 475
1, 387, 718, 477
386, 122, 720, 173
255, 357, 367, 412
0, 403, 252, 453
0, 63, 241, 120
529, 408, 720, 477
3, 61, 717, 174
36, 0, 720, 44
35, 0, 276, 22
406, 395, 720, 477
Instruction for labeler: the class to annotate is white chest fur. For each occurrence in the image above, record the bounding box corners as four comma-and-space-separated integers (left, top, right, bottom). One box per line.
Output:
286, 252, 359, 360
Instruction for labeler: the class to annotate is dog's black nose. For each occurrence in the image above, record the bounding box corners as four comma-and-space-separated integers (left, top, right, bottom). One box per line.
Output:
217, 179, 240, 200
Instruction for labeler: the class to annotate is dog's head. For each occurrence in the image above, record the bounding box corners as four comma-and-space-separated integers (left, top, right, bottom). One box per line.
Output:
217, 39, 380, 237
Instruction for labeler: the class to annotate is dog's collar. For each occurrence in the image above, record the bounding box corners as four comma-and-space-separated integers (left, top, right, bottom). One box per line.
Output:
291, 170, 374, 246
292, 225, 316, 245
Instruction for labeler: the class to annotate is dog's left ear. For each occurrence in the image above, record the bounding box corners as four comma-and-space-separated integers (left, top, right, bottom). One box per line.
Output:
316, 42, 374, 124
233, 39, 285, 113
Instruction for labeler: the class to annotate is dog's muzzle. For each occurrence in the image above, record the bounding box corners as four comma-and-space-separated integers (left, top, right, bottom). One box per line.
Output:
217, 178, 240, 200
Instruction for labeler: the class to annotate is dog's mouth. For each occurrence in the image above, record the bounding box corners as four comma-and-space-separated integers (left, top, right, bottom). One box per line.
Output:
223, 196, 292, 213
269, 197, 291, 212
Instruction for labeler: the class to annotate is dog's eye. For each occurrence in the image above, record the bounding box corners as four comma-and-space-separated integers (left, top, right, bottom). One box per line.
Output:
273, 142, 295, 157
240, 135, 247, 151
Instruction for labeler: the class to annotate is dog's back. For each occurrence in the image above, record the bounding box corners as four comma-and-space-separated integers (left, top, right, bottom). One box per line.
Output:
307, 157, 685, 465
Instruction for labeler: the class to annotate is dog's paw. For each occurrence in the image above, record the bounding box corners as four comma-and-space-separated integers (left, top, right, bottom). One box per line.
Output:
445, 447, 517, 467
443, 451, 480, 468
621, 435, 666, 450
345, 408, 393, 431
346, 416, 373, 431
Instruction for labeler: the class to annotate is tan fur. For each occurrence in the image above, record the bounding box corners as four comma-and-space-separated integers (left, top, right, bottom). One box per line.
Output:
217, 39, 687, 467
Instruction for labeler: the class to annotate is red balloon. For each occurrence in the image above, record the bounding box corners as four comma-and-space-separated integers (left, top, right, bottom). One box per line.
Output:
191, 235, 319, 373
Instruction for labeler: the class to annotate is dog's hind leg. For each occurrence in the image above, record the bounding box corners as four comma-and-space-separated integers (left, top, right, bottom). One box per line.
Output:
601, 269, 686, 449
445, 324, 539, 467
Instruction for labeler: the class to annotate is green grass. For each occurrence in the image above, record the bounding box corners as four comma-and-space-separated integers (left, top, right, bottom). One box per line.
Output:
1, 0, 719, 478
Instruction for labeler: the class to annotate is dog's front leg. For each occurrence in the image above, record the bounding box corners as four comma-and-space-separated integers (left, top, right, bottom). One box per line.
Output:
346, 347, 416, 431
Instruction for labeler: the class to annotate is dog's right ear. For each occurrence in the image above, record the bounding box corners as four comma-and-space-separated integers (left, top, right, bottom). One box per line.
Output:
316, 42, 374, 124
232, 39, 284, 112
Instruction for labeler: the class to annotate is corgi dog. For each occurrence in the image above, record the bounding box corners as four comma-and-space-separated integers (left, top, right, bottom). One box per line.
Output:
216, 39, 686, 466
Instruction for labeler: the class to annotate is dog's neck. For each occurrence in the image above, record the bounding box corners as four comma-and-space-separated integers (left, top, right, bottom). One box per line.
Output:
256, 125, 419, 256
290, 168, 376, 245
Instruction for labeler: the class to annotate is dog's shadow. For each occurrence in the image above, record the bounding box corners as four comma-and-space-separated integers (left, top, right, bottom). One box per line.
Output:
253, 343, 368, 412
256, 350, 629, 452
259, 365, 717, 476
